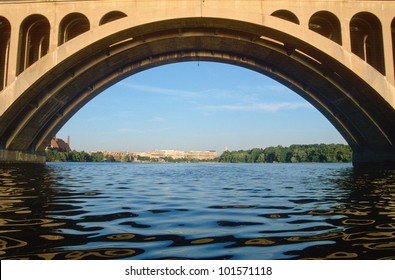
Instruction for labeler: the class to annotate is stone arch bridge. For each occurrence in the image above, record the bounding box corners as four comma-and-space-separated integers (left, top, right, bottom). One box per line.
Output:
0, 0, 394, 166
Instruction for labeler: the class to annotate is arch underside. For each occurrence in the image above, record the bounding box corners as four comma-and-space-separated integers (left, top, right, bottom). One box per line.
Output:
1, 18, 395, 164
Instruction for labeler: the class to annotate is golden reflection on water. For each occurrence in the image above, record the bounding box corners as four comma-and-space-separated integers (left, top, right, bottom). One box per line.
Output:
0, 163, 394, 259
0, 218, 54, 226
19, 249, 141, 260
357, 242, 395, 250
312, 251, 359, 260
286, 202, 395, 259
191, 238, 215, 244
40, 235, 65, 241
244, 238, 275, 245
107, 234, 136, 240
0, 236, 27, 251
62, 249, 139, 260
342, 219, 375, 225
286, 232, 345, 242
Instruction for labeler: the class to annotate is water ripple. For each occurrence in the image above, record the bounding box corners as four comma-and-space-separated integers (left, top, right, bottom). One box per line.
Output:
0, 162, 394, 259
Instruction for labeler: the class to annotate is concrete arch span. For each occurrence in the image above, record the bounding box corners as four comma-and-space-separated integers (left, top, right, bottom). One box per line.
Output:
0, 17, 395, 166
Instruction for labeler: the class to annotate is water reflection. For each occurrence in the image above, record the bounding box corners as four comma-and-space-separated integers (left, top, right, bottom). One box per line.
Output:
0, 163, 394, 259
292, 167, 395, 259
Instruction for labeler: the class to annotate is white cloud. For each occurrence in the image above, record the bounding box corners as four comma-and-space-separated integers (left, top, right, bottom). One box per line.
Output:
200, 102, 312, 113
117, 128, 144, 133
119, 82, 313, 114
120, 82, 201, 99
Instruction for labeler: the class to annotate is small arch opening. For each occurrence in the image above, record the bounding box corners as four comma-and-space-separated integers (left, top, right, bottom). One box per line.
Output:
0, 16, 10, 90
350, 12, 385, 75
17, 14, 50, 75
99, 11, 127, 25
271, 10, 300, 25
59, 13, 90, 45
309, 11, 342, 45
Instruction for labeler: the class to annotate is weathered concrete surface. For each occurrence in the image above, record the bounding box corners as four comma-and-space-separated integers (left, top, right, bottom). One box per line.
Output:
0, 1, 395, 165
0, 149, 46, 164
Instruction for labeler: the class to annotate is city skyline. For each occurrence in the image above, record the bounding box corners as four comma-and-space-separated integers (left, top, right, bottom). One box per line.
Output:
58, 61, 347, 153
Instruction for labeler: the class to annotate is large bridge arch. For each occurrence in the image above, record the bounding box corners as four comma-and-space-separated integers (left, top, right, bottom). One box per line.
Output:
0, 2, 395, 166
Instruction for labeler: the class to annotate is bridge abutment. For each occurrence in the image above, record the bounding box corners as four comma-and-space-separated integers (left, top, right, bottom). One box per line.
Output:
353, 150, 395, 167
0, 149, 46, 164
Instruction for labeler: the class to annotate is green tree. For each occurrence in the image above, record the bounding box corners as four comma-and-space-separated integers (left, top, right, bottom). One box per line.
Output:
67, 150, 81, 162
105, 154, 116, 162
248, 148, 263, 163
91, 152, 104, 162
122, 155, 132, 162
218, 144, 352, 163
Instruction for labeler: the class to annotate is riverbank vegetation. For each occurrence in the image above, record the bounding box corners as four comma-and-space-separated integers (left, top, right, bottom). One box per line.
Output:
45, 150, 216, 163
46, 144, 352, 163
45, 150, 113, 162
218, 144, 352, 163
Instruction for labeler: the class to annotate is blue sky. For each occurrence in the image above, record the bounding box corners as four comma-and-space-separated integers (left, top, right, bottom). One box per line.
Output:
59, 62, 347, 153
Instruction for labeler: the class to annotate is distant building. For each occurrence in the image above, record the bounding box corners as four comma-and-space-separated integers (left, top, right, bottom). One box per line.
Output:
47, 136, 71, 152
134, 149, 217, 161
97, 149, 218, 162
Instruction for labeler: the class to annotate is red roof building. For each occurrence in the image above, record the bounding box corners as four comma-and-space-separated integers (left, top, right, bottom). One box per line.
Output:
47, 136, 71, 152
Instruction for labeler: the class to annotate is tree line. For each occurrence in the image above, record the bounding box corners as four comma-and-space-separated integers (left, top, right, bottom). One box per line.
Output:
45, 150, 214, 163
46, 144, 352, 163
218, 144, 352, 163
45, 150, 116, 162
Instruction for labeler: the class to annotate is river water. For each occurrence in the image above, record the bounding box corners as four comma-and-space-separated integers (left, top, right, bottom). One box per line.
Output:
0, 162, 394, 260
